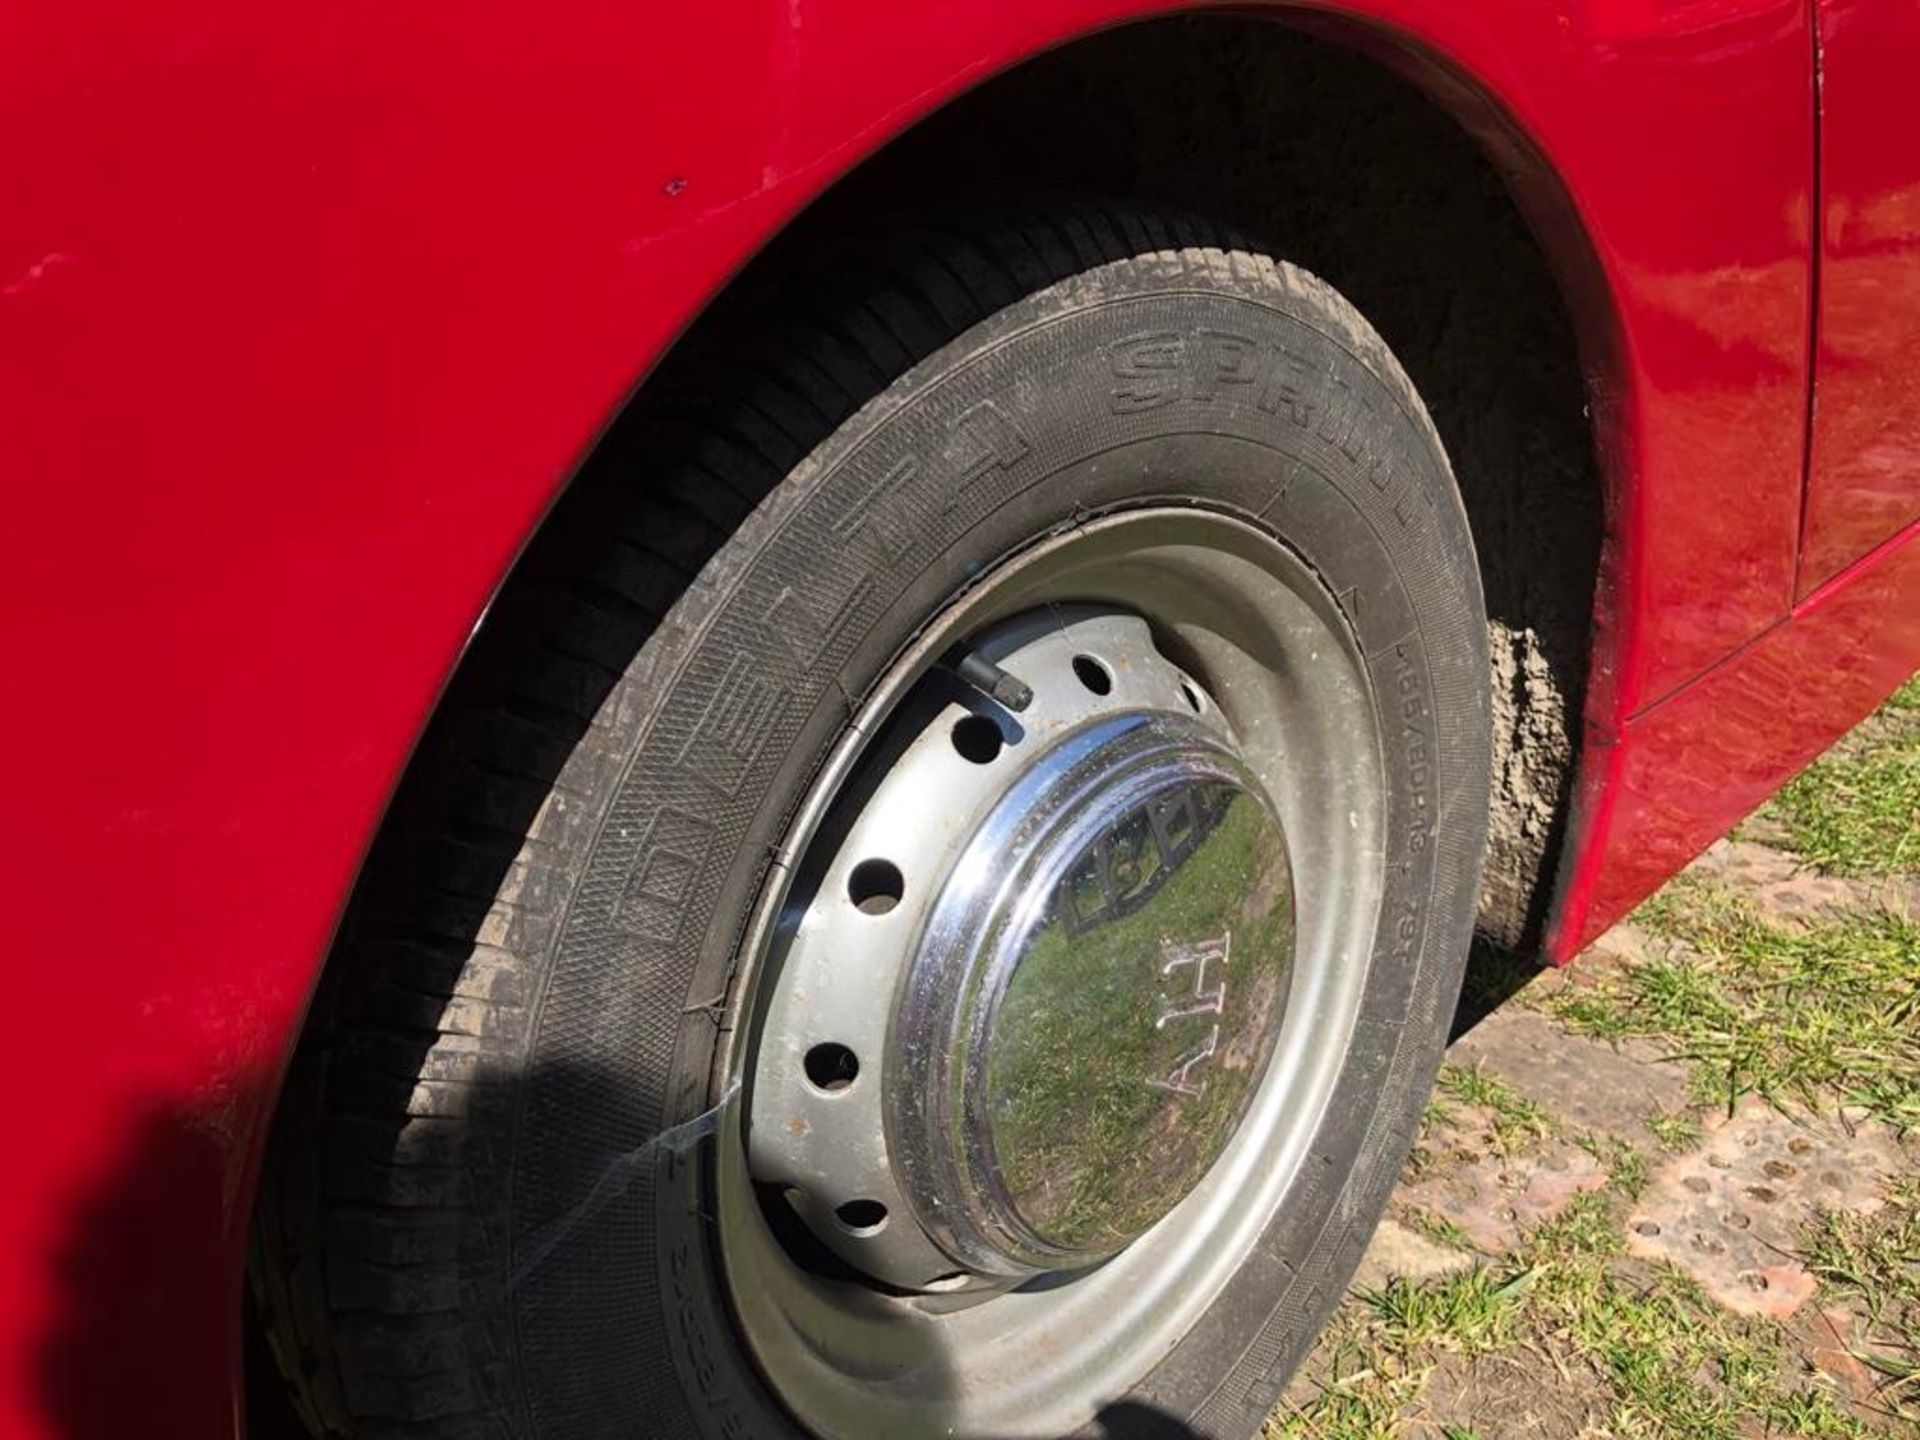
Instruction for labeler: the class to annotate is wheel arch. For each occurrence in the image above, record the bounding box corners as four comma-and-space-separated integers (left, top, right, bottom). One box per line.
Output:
452, 9, 1627, 958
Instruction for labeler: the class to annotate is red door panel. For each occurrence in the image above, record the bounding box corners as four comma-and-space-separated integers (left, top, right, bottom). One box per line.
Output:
1799, 0, 1920, 592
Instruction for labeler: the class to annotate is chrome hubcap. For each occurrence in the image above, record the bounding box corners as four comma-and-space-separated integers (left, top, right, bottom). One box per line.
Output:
746, 609, 1297, 1289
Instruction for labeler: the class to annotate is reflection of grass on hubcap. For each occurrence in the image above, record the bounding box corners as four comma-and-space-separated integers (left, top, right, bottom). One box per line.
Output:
986, 795, 1294, 1251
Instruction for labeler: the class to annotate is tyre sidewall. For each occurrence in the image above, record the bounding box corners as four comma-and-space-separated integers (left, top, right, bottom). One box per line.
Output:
500, 251, 1489, 1439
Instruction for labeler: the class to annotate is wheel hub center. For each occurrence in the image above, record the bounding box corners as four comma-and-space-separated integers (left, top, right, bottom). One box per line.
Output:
894, 715, 1297, 1273
745, 609, 1296, 1288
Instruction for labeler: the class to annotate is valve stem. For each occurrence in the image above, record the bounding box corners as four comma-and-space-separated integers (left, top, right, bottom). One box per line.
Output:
952, 653, 1033, 712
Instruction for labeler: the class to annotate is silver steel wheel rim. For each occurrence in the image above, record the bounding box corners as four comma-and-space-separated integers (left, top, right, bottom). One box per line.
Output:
714, 507, 1387, 1439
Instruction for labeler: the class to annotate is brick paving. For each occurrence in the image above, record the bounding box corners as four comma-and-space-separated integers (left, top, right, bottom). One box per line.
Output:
1280, 817, 1920, 1438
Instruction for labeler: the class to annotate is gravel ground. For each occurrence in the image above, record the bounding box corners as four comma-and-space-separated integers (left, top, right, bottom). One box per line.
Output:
1272, 680, 1920, 1440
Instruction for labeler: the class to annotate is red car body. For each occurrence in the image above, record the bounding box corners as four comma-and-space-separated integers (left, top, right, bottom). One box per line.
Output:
1, 0, 1916, 1435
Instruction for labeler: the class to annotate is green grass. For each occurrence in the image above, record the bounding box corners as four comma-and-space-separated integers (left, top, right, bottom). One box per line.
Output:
1266, 1336, 1415, 1440
1433, 1062, 1554, 1152
1760, 677, 1920, 876
1803, 1178, 1920, 1324
1542, 1261, 1867, 1440
1553, 883, 1920, 1130
1646, 1109, 1703, 1152
1525, 1187, 1627, 1261
1281, 1150, 1876, 1440
1364, 1266, 1534, 1353
1575, 1133, 1648, 1201
1802, 1179, 1920, 1424
1403, 1207, 1476, 1254
1483, 1198, 1864, 1437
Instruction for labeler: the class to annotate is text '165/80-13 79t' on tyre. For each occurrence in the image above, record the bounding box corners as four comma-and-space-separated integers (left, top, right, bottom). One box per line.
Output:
253, 206, 1491, 1440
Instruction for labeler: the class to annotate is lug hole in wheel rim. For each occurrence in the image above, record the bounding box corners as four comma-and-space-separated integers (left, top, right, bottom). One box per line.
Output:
803, 1043, 859, 1093
835, 1199, 888, 1233
1071, 654, 1113, 695
951, 714, 1005, 764
847, 859, 903, 914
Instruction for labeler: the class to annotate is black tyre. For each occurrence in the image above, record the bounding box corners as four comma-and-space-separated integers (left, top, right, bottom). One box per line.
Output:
255, 205, 1490, 1440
